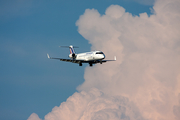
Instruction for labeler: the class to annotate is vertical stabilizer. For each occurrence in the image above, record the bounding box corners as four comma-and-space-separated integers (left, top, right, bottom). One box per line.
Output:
69, 45, 75, 54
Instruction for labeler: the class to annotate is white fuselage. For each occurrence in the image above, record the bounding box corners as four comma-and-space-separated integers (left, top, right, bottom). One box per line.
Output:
69, 51, 105, 61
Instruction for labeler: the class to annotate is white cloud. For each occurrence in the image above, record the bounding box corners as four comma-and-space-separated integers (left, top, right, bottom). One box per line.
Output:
27, 113, 42, 120
44, 88, 144, 120
76, 0, 180, 119
28, 0, 180, 119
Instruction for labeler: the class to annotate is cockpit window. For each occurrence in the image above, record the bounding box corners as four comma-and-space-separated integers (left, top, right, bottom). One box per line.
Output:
96, 52, 103, 54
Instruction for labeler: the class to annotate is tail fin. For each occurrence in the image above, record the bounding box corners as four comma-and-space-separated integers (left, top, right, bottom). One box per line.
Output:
69, 45, 75, 54
59, 45, 78, 54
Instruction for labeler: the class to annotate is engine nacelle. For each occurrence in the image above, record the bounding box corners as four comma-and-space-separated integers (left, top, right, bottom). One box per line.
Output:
69, 53, 76, 59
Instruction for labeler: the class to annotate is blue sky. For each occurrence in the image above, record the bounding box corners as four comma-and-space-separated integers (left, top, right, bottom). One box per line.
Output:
0, 0, 153, 120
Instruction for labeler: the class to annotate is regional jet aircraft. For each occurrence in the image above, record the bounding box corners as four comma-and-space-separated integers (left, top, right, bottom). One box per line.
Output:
47, 45, 116, 67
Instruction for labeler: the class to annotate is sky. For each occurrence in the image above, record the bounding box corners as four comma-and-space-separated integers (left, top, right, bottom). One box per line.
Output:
1, 0, 180, 120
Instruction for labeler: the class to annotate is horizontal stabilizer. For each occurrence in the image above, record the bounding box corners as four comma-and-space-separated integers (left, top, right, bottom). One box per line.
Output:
47, 53, 50, 59
59, 46, 79, 48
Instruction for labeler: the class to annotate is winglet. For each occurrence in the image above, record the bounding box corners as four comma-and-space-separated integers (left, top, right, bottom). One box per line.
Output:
114, 56, 116, 61
47, 53, 50, 59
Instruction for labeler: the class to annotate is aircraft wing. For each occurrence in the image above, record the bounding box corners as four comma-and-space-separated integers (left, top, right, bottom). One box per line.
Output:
101, 56, 116, 62
60, 58, 83, 63
47, 54, 83, 63
88, 56, 116, 64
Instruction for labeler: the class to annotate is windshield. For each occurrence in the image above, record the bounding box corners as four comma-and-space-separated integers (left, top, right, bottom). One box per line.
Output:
96, 52, 104, 54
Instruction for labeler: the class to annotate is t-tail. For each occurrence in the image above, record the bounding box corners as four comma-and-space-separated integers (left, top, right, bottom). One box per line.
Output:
59, 45, 78, 59
69, 45, 75, 54
69, 45, 76, 59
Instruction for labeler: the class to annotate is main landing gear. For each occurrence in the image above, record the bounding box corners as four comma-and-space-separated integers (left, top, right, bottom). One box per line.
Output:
79, 63, 82, 66
79, 63, 93, 67
89, 63, 93, 67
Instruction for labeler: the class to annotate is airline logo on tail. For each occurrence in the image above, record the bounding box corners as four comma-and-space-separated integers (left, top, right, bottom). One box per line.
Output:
69, 46, 75, 54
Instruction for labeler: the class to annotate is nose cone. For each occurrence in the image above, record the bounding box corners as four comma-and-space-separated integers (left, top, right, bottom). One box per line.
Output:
103, 54, 105, 59
99, 54, 105, 59
97, 54, 105, 59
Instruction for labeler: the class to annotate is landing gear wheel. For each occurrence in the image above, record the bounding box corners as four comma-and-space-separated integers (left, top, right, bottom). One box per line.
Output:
89, 63, 93, 67
79, 63, 82, 66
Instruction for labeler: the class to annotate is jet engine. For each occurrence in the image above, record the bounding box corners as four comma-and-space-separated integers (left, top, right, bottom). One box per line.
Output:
69, 53, 76, 59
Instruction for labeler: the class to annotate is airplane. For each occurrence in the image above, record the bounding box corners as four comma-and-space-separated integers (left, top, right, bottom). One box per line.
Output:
47, 45, 116, 67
